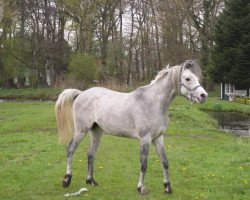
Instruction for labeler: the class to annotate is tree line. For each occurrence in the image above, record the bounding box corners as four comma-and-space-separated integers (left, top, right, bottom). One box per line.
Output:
0, 0, 227, 88
209, 0, 250, 89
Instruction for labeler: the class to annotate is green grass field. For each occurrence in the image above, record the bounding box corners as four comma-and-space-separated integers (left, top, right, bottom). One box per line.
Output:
0, 88, 61, 100
0, 96, 249, 200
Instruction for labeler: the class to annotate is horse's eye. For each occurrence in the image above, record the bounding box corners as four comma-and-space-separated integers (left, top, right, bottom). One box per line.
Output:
186, 78, 190, 82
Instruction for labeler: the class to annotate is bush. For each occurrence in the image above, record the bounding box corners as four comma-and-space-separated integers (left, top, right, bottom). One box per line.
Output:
68, 53, 99, 83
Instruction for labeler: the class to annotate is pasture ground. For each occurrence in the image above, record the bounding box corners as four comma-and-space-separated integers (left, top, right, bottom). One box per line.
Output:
0, 96, 249, 200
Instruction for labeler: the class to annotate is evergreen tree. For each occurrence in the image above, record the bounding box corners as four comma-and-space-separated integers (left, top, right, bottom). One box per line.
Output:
209, 0, 250, 89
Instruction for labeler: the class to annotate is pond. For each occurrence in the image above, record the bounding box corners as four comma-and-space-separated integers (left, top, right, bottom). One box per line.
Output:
209, 111, 250, 137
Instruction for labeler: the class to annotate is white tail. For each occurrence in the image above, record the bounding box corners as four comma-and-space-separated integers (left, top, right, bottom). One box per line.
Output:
55, 89, 81, 144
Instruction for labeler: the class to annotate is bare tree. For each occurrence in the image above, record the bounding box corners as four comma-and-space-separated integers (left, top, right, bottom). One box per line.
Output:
184, 0, 224, 72
0, 0, 225, 88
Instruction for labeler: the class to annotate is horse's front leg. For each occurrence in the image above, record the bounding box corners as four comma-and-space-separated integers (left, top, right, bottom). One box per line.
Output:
137, 141, 149, 195
152, 134, 172, 194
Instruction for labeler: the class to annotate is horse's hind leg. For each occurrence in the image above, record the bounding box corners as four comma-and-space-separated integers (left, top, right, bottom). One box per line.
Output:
152, 134, 172, 194
62, 131, 86, 188
86, 125, 103, 186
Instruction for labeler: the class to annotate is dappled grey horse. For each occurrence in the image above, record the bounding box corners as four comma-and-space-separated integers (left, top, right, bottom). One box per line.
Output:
55, 60, 208, 194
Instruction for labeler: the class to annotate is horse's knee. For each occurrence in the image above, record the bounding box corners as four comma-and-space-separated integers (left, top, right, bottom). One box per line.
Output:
162, 161, 169, 170
88, 154, 94, 165
140, 143, 149, 173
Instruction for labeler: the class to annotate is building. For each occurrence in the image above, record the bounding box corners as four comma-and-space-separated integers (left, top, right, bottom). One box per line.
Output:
220, 83, 250, 101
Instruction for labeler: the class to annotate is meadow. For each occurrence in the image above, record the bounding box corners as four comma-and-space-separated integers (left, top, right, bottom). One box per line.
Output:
0, 88, 61, 100
0, 95, 249, 200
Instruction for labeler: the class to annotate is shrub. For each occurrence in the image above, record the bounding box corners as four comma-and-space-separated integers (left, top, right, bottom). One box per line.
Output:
68, 53, 99, 83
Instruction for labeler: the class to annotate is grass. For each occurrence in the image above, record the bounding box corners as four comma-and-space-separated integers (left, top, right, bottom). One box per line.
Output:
234, 97, 250, 105
199, 96, 250, 114
0, 88, 61, 100
0, 96, 249, 200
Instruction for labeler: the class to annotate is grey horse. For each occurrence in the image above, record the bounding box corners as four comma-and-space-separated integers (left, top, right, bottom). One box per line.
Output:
55, 60, 208, 194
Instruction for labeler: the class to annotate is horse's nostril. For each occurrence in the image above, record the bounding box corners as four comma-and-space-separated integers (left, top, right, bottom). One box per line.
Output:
200, 93, 206, 99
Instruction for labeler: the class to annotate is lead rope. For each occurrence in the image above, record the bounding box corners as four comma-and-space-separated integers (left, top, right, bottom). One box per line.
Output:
64, 187, 88, 197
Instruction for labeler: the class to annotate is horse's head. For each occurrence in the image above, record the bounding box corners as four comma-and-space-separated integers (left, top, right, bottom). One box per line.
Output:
180, 60, 208, 104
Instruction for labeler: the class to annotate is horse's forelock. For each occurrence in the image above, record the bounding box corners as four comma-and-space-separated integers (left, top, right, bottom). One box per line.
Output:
182, 60, 202, 80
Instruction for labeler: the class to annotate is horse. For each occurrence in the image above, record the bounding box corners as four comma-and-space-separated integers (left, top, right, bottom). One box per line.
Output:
55, 60, 208, 194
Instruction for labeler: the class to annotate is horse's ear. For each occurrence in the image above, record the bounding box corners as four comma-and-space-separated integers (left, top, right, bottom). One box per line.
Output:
182, 59, 202, 80
183, 60, 196, 70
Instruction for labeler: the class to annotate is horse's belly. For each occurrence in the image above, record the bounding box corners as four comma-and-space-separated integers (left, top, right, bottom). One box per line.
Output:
103, 130, 138, 139
96, 118, 138, 138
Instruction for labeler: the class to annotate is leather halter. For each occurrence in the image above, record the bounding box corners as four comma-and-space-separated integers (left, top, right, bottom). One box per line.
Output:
180, 82, 202, 102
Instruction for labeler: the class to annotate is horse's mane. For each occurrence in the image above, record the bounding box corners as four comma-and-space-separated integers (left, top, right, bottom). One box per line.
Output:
150, 65, 171, 84
150, 60, 202, 85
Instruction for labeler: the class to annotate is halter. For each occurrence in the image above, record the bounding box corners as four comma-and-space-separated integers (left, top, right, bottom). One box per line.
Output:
180, 82, 202, 102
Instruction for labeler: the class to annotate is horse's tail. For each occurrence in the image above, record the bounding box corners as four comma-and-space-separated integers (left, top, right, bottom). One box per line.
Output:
55, 89, 81, 144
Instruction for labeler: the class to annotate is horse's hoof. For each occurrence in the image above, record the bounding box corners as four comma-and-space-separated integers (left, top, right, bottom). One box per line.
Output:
86, 178, 99, 186
62, 174, 72, 188
138, 186, 148, 195
165, 187, 173, 194
164, 182, 172, 194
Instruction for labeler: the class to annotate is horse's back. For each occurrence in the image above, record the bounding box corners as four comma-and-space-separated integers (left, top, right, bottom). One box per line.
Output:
81, 87, 127, 97
73, 87, 122, 114
72, 87, 134, 132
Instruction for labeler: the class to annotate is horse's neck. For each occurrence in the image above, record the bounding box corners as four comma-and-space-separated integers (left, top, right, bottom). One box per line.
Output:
148, 67, 180, 112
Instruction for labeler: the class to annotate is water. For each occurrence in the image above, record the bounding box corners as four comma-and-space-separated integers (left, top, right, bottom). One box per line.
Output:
209, 112, 250, 136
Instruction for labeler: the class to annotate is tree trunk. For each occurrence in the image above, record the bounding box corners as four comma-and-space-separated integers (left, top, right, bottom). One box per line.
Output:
127, 1, 135, 85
